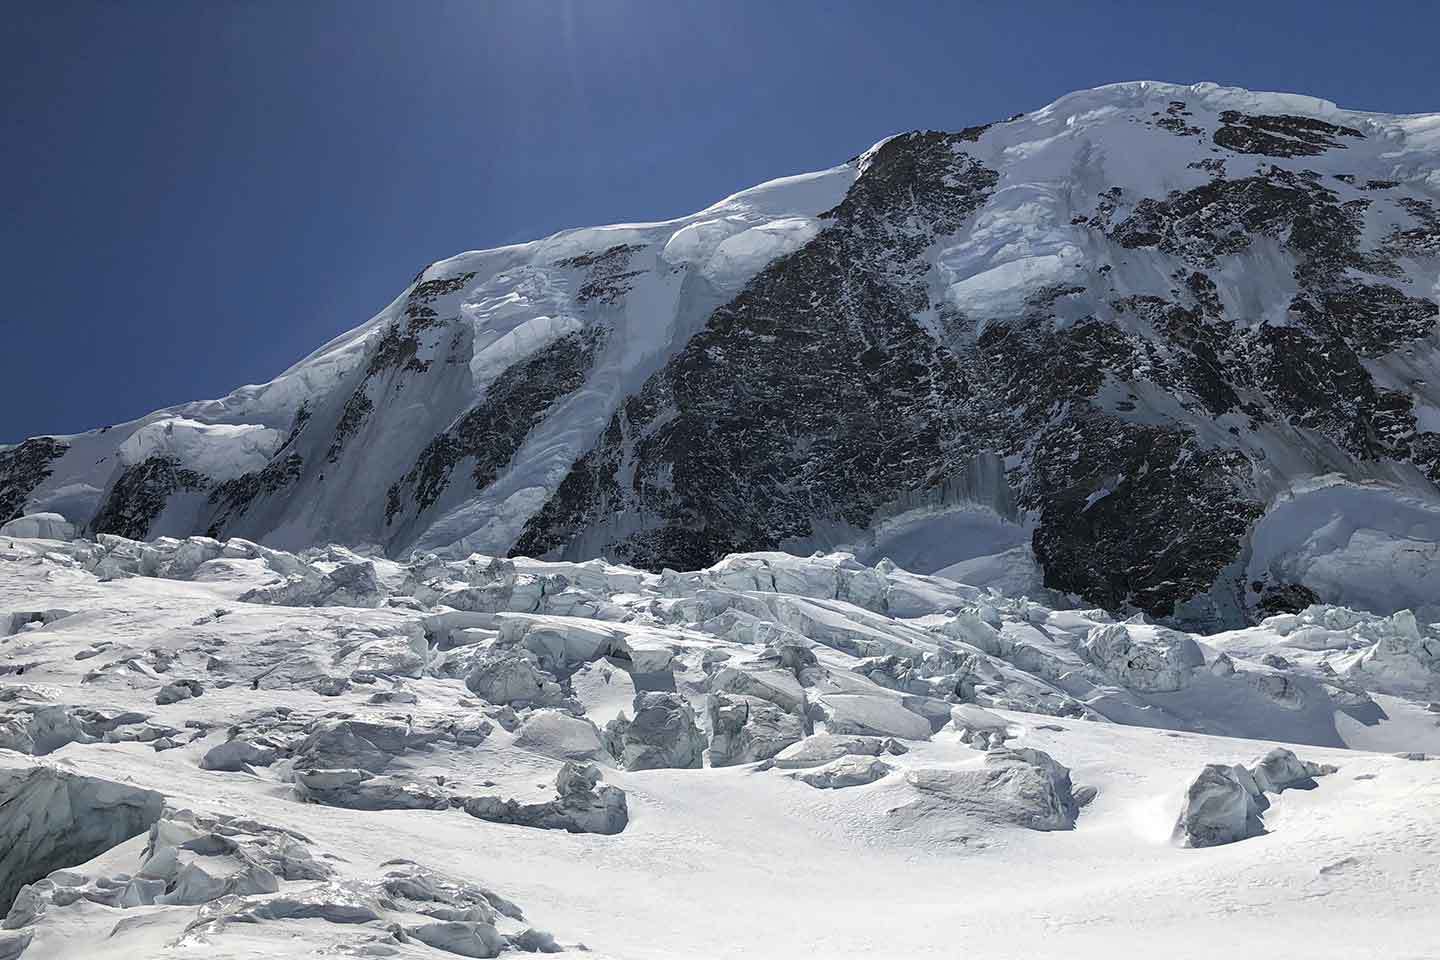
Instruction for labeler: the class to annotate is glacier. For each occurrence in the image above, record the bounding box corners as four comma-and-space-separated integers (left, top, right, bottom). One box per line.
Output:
1, 523, 1439, 957
5, 80, 1440, 955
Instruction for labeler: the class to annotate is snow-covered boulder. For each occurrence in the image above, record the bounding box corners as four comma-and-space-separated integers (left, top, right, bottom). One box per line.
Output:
1243, 669, 1303, 707
509, 928, 563, 953
770, 733, 907, 770
951, 704, 1015, 749
1354, 610, 1440, 692
409, 920, 505, 959
141, 536, 226, 579
239, 560, 385, 608
2, 608, 77, 639
0, 704, 90, 756
819, 692, 933, 741
378, 859, 521, 922
1249, 747, 1336, 793
199, 738, 278, 772
160, 849, 280, 905
708, 665, 808, 713
1174, 748, 1337, 847
0, 702, 158, 756
700, 552, 889, 613
291, 718, 438, 774
604, 692, 706, 770
497, 614, 619, 676
155, 678, 204, 705
465, 651, 564, 708
935, 609, 1003, 651
293, 768, 449, 811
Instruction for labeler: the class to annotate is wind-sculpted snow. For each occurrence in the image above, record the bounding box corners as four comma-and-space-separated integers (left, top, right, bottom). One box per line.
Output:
3, 530, 1440, 956
10, 81, 1440, 631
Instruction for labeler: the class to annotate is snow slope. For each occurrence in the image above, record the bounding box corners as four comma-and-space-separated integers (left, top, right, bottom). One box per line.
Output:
2, 531, 1439, 958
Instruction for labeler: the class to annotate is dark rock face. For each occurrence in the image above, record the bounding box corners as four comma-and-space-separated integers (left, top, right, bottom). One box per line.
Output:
558, 244, 646, 304
518, 120, 1438, 621
1213, 111, 1363, 157
386, 328, 605, 525
518, 131, 999, 568
1150, 100, 1204, 138
327, 389, 373, 463
1027, 418, 1263, 614
0, 438, 68, 523
1101, 165, 1437, 463
514, 133, 1272, 616
91, 455, 208, 540
1107, 167, 1367, 274
206, 454, 302, 539
1386, 197, 1440, 258
326, 272, 478, 467
1256, 582, 1321, 616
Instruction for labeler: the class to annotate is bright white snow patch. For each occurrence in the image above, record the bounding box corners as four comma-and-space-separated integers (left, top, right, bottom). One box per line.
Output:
118, 418, 281, 480
1246, 479, 1440, 624
702, 217, 823, 290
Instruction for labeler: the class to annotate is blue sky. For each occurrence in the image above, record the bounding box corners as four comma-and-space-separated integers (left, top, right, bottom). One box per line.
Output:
3, 0, 1438, 442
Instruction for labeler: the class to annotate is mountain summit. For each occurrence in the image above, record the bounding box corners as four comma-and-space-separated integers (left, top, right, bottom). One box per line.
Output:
6, 81, 1439, 628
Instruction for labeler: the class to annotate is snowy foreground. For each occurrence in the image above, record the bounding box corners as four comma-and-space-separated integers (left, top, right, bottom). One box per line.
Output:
2, 533, 1439, 959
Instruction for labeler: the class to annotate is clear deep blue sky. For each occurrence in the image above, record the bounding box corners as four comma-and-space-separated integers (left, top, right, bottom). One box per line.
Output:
4, 1, 1438, 442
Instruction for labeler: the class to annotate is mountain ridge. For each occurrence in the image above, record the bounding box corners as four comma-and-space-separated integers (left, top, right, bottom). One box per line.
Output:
6, 80, 1440, 629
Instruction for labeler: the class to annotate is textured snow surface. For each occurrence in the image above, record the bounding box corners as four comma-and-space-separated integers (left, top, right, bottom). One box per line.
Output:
2, 532, 1438, 958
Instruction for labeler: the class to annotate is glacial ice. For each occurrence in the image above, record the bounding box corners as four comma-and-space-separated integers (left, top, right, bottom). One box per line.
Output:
1, 528, 1439, 956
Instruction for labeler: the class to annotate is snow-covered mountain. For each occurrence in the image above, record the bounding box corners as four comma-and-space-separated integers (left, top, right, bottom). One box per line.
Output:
6, 81, 1440, 629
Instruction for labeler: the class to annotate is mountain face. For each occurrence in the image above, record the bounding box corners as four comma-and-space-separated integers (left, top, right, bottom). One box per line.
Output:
6, 81, 1440, 628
